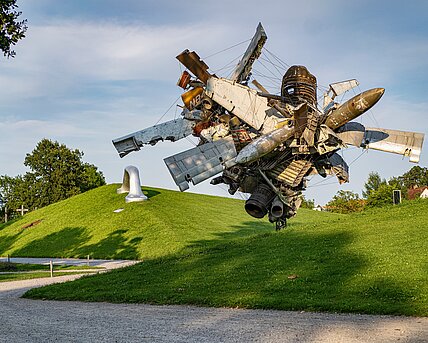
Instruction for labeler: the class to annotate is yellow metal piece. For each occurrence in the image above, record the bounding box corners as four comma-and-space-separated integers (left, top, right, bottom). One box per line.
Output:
272, 160, 312, 187
181, 87, 204, 110
274, 119, 291, 129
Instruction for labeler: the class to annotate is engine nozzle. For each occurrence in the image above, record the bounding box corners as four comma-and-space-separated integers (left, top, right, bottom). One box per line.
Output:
245, 184, 276, 218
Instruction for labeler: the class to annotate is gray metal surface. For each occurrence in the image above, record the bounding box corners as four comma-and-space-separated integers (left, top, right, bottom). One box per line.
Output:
111, 23, 425, 226
336, 122, 366, 146
235, 124, 295, 164
112, 117, 195, 157
164, 137, 237, 191
323, 79, 359, 110
231, 22, 267, 83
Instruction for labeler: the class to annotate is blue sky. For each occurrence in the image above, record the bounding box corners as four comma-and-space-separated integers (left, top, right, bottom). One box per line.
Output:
1, 0, 427, 205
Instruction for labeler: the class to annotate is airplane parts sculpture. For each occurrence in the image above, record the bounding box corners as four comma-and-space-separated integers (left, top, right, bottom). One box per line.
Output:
113, 23, 424, 229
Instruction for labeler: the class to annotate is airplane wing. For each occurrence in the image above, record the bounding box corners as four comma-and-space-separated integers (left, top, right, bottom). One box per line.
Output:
231, 22, 267, 84
363, 128, 424, 163
323, 79, 359, 111
112, 117, 196, 157
164, 137, 237, 191
336, 122, 424, 163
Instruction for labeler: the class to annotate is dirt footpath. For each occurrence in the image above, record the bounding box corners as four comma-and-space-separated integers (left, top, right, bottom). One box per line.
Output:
0, 276, 427, 343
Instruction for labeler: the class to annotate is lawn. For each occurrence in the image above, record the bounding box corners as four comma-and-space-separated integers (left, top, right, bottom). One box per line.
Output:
23, 198, 428, 316
0, 184, 278, 259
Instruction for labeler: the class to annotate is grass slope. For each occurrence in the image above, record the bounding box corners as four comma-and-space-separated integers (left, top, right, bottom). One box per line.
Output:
0, 184, 288, 259
24, 196, 428, 316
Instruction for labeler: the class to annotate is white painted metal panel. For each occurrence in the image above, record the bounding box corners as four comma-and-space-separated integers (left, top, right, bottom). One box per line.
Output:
330, 79, 359, 96
364, 128, 424, 163
206, 77, 271, 132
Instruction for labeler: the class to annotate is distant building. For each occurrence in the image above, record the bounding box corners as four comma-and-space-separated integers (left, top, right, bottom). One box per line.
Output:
407, 186, 428, 200
313, 205, 325, 211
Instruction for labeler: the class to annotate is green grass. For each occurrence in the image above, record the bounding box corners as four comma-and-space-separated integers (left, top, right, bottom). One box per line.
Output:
0, 262, 103, 272
0, 261, 102, 282
22, 195, 428, 316
0, 272, 90, 282
0, 184, 278, 259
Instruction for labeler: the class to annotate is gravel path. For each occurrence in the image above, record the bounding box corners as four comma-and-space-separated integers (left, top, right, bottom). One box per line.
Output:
0, 258, 428, 343
0, 266, 427, 342
0, 257, 139, 269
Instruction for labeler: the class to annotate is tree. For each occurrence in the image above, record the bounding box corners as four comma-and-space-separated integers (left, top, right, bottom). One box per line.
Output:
0, 174, 29, 221
384, 166, 428, 200
366, 183, 396, 208
24, 139, 84, 206
398, 166, 428, 190
300, 195, 315, 209
0, 139, 106, 219
23, 139, 106, 207
80, 163, 106, 193
0, 0, 27, 58
362, 172, 386, 199
326, 190, 365, 214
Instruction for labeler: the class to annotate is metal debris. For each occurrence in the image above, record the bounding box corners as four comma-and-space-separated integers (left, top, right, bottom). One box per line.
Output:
112, 23, 425, 228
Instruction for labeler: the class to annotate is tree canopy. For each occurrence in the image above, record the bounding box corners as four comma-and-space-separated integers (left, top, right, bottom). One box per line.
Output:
362, 172, 387, 199
326, 166, 428, 214
0, 0, 27, 58
0, 139, 105, 220
326, 190, 365, 214
397, 166, 428, 189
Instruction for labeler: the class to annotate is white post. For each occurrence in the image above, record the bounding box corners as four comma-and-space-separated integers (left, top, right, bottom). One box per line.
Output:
50, 260, 53, 278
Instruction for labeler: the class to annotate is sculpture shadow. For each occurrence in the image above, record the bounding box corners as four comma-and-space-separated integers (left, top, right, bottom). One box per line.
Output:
13, 227, 89, 257
0, 218, 19, 231
0, 231, 23, 255
78, 221, 419, 316
185, 220, 273, 250
77, 229, 142, 260
12, 227, 142, 260
143, 188, 161, 199
22, 219, 422, 316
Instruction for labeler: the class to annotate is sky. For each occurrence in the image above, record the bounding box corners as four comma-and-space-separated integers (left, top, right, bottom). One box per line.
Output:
0, 0, 427, 205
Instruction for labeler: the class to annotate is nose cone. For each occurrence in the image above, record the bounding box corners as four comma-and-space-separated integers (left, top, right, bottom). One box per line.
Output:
345, 87, 385, 115
358, 88, 385, 112
366, 87, 385, 105
325, 87, 386, 130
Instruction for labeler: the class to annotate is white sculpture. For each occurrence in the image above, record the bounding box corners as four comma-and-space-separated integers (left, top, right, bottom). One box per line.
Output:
117, 165, 148, 202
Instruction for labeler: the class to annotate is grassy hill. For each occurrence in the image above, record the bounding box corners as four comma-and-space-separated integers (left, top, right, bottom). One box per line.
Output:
1, 184, 317, 259
14, 185, 428, 316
